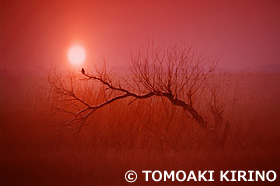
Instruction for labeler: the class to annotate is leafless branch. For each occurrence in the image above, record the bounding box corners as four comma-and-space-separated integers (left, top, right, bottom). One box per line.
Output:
47, 42, 230, 144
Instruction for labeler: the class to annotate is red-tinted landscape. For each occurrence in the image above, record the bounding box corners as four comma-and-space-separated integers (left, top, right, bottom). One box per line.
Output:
1, 0, 280, 185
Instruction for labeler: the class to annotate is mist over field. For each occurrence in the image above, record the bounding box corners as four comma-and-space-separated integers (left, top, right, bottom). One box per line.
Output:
1, 67, 280, 185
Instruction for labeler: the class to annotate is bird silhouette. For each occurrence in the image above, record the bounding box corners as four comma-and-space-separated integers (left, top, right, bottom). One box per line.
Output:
81, 68, 85, 74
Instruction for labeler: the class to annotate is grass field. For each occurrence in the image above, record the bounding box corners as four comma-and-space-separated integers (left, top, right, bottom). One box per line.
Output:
1, 72, 280, 185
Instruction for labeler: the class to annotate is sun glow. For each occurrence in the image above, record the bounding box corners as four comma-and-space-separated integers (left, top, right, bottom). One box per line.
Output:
68, 45, 86, 65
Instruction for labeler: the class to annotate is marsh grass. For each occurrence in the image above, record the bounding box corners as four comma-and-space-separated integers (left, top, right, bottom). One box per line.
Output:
1, 72, 280, 185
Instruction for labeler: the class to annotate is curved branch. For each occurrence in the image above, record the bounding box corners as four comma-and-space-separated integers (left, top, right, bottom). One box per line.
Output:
75, 72, 207, 129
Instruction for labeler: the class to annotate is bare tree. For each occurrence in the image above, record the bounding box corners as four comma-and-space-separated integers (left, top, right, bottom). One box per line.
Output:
48, 42, 230, 144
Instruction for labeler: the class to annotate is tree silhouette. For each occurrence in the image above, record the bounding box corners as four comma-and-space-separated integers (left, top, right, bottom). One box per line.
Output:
48, 42, 230, 144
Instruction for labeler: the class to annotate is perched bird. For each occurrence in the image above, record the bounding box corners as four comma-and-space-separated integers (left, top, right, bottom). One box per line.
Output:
81, 68, 85, 74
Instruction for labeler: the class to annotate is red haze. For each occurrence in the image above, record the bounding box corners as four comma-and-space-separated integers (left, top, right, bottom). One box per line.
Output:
1, 0, 280, 73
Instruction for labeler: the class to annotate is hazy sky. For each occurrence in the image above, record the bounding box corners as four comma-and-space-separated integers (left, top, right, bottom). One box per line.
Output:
1, 0, 280, 72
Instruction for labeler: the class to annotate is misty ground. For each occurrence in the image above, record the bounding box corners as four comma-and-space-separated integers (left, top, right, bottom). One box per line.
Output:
0, 72, 280, 185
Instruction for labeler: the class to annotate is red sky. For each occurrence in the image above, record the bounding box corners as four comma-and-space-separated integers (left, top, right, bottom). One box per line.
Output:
1, 0, 280, 73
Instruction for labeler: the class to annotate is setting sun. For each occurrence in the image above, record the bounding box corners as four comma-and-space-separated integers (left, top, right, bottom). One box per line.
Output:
68, 45, 86, 65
